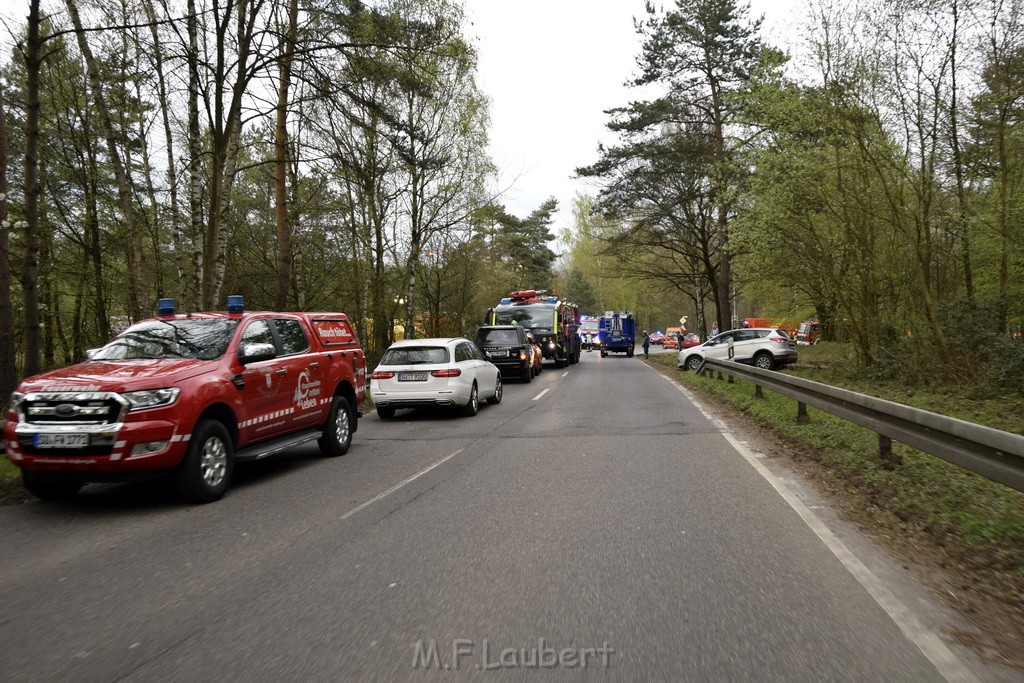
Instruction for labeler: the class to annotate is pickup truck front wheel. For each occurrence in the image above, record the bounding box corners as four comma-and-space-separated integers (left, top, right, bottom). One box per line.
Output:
319, 395, 353, 457
176, 420, 233, 503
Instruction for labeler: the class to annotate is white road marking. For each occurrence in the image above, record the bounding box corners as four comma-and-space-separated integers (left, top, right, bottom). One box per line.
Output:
723, 431, 977, 682
337, 447, 465, 522
561, 372, 569, 377
663, 375, 977, 682
532, 389, 550, 401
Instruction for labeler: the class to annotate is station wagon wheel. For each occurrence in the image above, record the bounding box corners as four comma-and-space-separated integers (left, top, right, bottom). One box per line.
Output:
377, 406, 396, 419
318, 395, 353, 457
462, 382, 479, 416
175, 419, 233, 503
487, 374, 502, 404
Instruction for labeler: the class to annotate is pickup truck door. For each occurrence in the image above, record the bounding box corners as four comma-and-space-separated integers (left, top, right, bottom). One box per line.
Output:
236, 318, 289, 444
271, 317, 326, 430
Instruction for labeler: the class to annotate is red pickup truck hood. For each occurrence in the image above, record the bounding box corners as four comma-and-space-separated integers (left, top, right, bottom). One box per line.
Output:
18, 359, 218, 393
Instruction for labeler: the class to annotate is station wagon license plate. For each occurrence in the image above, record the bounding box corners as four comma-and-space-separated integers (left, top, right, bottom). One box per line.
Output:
398, 372, 428, 382
34, 433, 88, 449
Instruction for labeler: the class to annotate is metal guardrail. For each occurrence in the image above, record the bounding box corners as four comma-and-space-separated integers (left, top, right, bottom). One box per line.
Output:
695, 358, 1024, 494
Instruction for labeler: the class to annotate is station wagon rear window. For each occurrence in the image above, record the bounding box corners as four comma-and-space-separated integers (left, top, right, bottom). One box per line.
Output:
380, 346, 450, 365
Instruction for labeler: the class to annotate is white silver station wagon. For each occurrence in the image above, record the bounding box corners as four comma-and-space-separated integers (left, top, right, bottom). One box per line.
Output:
370, 338, 502, 419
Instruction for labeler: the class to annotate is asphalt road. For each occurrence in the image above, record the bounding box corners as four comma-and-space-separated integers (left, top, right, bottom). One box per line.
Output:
0, 350, 1003, 680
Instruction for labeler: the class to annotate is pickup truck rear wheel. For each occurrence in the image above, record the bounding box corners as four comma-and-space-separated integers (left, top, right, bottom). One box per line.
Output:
319, 395, 353, 457
175, 420, 233, 503
21, 472, 83, 501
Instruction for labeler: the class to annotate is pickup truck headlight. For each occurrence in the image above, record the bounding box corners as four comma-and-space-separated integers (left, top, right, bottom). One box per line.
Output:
8, 391, 24, 412
122, 388, 180, 411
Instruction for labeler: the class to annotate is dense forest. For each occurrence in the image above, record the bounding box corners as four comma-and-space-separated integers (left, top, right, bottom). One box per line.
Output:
0, 0, 1022, 402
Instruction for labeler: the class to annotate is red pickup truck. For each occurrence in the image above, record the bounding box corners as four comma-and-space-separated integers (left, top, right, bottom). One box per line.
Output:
4, 297, 365, 503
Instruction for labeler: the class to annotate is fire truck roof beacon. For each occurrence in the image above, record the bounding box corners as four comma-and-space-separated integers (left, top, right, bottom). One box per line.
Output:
157, 298, 176, 316
226, 295, 245, 314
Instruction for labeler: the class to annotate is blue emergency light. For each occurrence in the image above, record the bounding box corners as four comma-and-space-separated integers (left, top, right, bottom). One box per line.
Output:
226, 295, 245, 314
546, 296, 558, 303
499, 298, 512, 304
157, 298, 176, 316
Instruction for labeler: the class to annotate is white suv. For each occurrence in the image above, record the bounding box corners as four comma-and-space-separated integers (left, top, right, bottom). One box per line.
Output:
677, 328, 798, 372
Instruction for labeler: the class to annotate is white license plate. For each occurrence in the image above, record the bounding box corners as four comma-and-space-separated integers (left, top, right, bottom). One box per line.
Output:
398, 372, 428, 382
34, 433, 89, 449
489, 350, 509, 357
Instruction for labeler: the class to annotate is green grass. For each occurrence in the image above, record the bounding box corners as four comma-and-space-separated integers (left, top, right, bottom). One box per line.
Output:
648, 348, 1024, 626
0, 455, 24, 503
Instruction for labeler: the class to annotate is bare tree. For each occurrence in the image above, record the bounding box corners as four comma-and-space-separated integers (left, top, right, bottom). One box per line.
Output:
65, 0, 147, 319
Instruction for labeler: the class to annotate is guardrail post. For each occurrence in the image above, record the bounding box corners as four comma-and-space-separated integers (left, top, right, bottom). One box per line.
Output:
754, 384, 763, 398
878, 434, 902, 465
797, 401, 807, 422
728, 373, 734, 384
717, 370, 723, 380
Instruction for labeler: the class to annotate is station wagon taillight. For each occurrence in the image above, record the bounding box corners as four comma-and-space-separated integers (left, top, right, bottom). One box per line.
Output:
431, 369, 462, 378
371, 370, 395, 380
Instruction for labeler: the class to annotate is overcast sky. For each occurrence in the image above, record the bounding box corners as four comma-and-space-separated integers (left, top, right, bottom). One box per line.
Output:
465, 0, 803, 230
0, 0, 802, 233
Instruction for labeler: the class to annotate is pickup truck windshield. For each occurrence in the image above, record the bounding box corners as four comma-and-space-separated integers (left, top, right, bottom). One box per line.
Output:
494, 304, 554, 329
91, 319, 239, 361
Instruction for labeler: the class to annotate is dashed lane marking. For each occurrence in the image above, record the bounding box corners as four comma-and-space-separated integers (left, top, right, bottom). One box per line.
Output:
338, 447, 466, 522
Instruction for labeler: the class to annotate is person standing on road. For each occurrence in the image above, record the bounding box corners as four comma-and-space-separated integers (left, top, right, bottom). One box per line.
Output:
642, 331, 650, 359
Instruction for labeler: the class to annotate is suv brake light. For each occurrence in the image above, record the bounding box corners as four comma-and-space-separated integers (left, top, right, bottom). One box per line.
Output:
431, 369, 461, 378
769, 338, 789, 344
371, 370, 395, 380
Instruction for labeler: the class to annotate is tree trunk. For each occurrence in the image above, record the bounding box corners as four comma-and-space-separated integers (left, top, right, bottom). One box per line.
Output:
187, 0, 203, 311
274, 0, 298, 310
86, 150, 110, 342
0, 82, 17, 401
22, 0, 43, 377
145, 0, 182, 298
948, 0, 974, 305
204, 0, 250, 310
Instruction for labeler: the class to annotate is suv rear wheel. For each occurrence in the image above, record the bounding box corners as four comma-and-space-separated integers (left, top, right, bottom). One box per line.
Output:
753, 352, 776, 370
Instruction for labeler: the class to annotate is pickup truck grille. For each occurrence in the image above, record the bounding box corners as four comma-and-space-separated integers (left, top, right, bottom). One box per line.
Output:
21, 393, 126, 426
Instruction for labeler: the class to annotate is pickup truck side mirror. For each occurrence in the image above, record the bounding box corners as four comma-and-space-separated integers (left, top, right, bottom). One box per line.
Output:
239, 342, 277, 364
